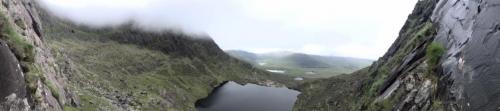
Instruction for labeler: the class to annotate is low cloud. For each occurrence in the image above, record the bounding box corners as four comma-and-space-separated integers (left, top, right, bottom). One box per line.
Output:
38, 0, 418, 59
38, 0, 240, 33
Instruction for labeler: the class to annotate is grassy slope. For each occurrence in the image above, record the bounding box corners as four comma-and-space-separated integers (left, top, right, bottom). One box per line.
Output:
41, 14, 293, 110
293, 68, 371, 110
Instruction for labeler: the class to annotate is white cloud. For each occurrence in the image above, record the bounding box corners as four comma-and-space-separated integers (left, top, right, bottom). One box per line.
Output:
38, 0, 418, 59
299, 44, 327, 55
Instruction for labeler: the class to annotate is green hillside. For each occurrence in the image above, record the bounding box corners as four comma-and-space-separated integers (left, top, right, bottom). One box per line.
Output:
39, 11, 294, 111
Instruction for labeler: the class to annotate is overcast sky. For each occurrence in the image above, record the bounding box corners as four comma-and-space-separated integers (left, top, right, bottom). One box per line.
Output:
39, 0, 418, 59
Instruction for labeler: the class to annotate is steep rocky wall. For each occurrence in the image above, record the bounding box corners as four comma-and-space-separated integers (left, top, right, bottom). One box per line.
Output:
433, 0, 500, 110
294, 0, 442, 110
0, 0, 67, 110
0, 39, 29, 110
295, 0, 500, 110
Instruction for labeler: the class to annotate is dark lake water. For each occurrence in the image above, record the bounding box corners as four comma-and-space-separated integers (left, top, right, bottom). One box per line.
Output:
196, 81, 300, 111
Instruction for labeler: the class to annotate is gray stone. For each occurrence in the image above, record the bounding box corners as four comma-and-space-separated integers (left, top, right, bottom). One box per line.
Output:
0, 40, 28, 110
415, 80, 431, 105
433, 0, 500, 110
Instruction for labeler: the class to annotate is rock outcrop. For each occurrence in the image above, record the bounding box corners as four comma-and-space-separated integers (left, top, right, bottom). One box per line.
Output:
0, 0, 67, 110
434, 0, 500, 110
294, 0, 500, 110
0, 39, 29, 110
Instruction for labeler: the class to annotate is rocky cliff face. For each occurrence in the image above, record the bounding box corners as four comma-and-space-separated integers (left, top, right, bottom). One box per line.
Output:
295, 0, 500, 110
434, 0, 500, 110
0, 38, 29, 110
0, 0, 67, 110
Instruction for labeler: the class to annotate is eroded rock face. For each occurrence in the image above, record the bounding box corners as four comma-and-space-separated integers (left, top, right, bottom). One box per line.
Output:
0, 0, 68, 110
0, 40, 29, 110
433, 0, 500, 110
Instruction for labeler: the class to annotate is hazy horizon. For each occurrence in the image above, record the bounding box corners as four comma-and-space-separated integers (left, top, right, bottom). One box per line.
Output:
225, 49, 376, 60
39, 0, 418, 60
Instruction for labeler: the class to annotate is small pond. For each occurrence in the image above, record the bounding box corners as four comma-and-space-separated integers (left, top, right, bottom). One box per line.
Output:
196, 81, 300, 111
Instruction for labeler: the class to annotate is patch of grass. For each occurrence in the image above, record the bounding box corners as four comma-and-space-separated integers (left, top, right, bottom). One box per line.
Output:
63, 105, 80, 111
0, 12, 35, 63
426, 42, 445, 68
25, 64, 41, 93
414, 22, 434, 39
78, 94, 114, 111
45, 80, 61, 101
40, 73, 60, 102
431, 100, 444, 111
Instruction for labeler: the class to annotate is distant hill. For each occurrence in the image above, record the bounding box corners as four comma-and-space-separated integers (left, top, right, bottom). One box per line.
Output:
285, 53, 331, 68
225, 50, 259, 64
226, 50, 373, 78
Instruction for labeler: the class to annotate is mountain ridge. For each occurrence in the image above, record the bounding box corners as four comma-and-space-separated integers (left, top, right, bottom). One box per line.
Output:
0, 0, 295, 110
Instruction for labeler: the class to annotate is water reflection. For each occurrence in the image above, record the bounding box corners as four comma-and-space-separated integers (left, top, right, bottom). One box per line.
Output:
196, 81, 300, 111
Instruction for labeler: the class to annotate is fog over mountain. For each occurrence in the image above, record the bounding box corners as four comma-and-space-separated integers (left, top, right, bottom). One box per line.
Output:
38, 0, 417, 59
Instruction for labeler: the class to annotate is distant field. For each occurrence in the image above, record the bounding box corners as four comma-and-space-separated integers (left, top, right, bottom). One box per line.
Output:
226, 50, 373, 78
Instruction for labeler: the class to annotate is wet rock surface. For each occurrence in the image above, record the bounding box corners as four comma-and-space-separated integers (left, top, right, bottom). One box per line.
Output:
0, 40, 28, 110
433, 0, 500, 110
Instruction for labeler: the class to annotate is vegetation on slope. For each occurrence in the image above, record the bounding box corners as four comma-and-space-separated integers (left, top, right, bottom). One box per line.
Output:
0, 13, 34, 63
292, 68, 371, 110
426, 42, 444, 69
41, 12, 294, 110
0, 11, 44, 104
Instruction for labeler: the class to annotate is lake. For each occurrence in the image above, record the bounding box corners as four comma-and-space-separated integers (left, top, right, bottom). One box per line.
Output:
196, 81, 300, 111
